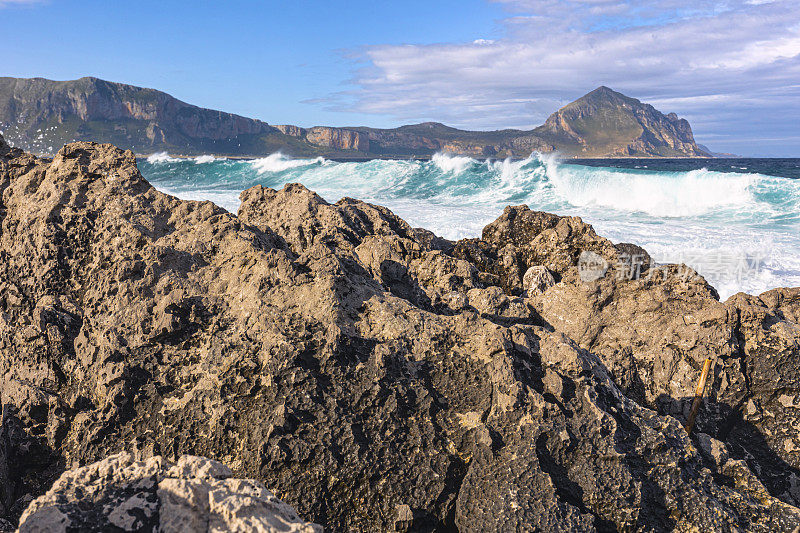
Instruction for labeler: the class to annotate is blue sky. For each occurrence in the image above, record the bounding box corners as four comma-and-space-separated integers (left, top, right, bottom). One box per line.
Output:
2, 0, 799, 156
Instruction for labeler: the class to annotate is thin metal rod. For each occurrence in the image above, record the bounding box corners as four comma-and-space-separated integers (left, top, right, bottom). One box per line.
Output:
685, 357, 713, 434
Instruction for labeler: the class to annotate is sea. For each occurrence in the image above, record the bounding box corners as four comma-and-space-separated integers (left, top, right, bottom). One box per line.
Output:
139, 152, 800, 301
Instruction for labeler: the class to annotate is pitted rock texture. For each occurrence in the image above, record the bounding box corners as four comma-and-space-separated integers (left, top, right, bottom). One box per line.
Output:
1, 133, 799, 531
18, 452, 321, 532
523, 266, 556, 297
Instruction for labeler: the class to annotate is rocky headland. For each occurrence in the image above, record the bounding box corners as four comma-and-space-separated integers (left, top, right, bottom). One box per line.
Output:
1, 133, 799, 531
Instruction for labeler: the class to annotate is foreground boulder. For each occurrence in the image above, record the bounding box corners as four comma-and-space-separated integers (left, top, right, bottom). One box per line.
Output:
1, 134, 800, 531
18, 452, 321, 532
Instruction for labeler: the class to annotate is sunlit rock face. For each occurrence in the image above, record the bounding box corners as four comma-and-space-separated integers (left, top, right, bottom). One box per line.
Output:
1, 134, 799, 532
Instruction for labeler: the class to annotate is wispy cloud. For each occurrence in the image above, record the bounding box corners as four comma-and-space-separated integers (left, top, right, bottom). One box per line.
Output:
324, 0, 800, 155
0, 0, 46, 7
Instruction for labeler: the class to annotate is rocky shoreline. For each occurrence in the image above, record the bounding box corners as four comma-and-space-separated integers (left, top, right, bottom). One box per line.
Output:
1, 133, 799, 531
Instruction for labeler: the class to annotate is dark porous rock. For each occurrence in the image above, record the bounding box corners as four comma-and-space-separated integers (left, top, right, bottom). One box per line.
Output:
531, 240, 800, 507
451, 238, 511, 291
614, 242, 653, 275
1, 134, 800, 531
454, 206, 622, 294
18, 452, 321, 532
0, 408, 11, 519
482, 206, 620, 276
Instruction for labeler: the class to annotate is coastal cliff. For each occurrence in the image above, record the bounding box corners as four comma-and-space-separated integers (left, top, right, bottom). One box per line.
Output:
0, 76, 278, 155
0, 77, 710, 158
276, 124, 370, 152
3, 134, 797, 531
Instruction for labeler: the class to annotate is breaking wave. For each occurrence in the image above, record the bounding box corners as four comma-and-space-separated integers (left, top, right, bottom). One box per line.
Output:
250, 153, 326, 174
543, 161, 758, 217
139, 151, 800, 299
432, 152, 475, 175
146, 152, 181, 164
194, 154, 224, 164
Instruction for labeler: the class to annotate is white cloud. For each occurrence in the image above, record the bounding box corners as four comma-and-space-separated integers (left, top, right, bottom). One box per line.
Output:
324, 0, 800, 154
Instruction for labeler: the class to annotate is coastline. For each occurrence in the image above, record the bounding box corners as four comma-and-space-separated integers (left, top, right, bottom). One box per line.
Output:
134, 151, 721, 162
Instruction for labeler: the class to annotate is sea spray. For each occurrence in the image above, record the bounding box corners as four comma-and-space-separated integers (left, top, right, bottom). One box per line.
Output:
146, 152, 181, 164
432, 152, 475, 175
545, 163, 757, 217
251, 153, 326, 173
140, 152, 800, 299
194, 154, 224, 164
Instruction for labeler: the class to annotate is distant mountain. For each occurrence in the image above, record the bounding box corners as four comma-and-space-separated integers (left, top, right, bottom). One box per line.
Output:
535, 86, 708, 157
0, 77, 711, 158
697, 144, 740, 158
0, 77, 308, 156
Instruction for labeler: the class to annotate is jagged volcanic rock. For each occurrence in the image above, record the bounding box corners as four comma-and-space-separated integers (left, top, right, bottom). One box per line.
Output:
1, 134, 799, 531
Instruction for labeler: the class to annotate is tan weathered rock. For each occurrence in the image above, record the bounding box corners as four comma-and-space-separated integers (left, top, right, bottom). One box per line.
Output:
1, 133, 799, 531
18, 452, 321, 532
453, 206, 623, 295
274, 125, 304, 138
304, 127, 368, 152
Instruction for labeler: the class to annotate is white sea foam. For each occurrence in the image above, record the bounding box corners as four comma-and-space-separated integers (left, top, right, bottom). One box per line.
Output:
194, 154, 222, 164
250, 153, 326, 174
156, 186, 241, 213
598, 222, 800, 301
143, 153, 800, 300
544, 161, 757, 217
146, 152, 181, 164
432, 152, 474, 175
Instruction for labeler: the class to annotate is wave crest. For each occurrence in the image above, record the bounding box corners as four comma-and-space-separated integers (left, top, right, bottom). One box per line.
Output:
146, 152, 180, 164
250, 153, 326, 174
194, 154, 223, 164
545, 162, 757, 217
431, 152, 475, 175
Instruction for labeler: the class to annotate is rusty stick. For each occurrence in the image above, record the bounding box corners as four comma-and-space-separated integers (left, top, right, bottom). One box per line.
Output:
685, 357, 713, 434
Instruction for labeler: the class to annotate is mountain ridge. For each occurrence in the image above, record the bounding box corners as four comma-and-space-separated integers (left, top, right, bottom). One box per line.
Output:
0, 76, 711, 158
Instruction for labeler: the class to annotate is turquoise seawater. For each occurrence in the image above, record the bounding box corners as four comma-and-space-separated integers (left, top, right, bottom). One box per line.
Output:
139, 152, 800, 300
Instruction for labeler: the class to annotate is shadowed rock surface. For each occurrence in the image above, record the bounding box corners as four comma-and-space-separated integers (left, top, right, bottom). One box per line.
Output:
1, 133, 799, 531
